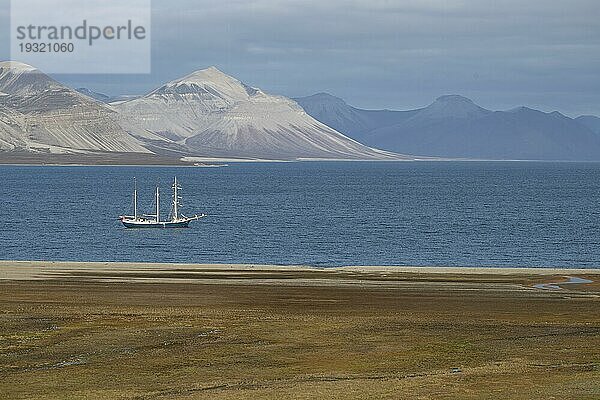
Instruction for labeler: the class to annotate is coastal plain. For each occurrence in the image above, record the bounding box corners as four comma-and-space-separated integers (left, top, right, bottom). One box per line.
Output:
1, 261, 599, 399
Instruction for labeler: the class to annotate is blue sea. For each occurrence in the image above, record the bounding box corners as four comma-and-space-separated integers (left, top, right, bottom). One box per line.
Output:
1, 162, 599, 268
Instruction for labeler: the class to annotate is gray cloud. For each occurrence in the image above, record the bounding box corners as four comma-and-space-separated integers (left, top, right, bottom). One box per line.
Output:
1, 0, 599, 116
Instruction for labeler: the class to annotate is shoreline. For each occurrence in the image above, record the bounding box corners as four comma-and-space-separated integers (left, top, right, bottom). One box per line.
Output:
1, 260, 598, 273
2, 261, 599, 284
4, 159, 600, 167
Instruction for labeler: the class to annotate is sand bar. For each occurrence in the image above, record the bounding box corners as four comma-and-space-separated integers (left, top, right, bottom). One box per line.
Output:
1, 260, 599, 279
1, 260, 599, 293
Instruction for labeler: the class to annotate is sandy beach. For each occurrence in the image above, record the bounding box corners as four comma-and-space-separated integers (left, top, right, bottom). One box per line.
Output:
1, 261, 599, 399
2, 260, 599, 281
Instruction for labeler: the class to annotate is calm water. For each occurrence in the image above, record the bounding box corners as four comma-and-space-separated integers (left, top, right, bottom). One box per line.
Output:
1, 162, 599, 268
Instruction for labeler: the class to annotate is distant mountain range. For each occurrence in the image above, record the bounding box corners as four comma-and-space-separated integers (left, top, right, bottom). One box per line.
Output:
0, 61, 405, 161
576, 115, 600, 135
2, 60, 600, 162
295, 93, 600, 160
75, 88, 111, 103
74, 88, 140, 104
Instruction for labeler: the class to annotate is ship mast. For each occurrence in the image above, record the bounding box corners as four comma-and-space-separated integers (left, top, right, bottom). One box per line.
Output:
134, 177, 138, 221
155, 185, 160, 222
172, 177, 179, 221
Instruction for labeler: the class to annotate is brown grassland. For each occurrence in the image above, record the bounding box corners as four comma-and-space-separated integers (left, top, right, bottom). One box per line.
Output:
0, 263, 599, 399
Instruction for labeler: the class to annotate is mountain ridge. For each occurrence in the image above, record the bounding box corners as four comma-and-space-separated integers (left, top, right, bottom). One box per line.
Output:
296, 92, 600, 160
3, 60, 599, 162
0, 62, 409, 160
113, 66, 408, 160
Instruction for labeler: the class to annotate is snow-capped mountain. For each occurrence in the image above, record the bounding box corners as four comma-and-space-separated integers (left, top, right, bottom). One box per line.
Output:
297, 93, 600, 160
0, 62, 61, 96
114, 67, 406, 160
0, 61, 148, 154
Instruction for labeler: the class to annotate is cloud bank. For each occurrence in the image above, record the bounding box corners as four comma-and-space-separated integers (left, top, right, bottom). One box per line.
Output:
0, 0, 598, 115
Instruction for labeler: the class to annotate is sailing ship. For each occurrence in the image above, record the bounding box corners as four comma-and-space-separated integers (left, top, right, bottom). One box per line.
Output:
119, 177, 205, 228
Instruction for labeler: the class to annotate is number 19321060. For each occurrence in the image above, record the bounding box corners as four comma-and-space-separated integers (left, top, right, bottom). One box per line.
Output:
19, 42, 75, 53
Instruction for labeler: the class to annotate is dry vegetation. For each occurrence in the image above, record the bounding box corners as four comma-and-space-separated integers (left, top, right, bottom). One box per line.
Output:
0, 269, 599, 399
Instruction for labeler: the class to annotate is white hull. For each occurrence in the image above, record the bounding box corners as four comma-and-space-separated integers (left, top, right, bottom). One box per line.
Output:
119, 215, 205, 229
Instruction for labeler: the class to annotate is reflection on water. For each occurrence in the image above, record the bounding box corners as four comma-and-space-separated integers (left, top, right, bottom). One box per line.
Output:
533, 276, 594, 290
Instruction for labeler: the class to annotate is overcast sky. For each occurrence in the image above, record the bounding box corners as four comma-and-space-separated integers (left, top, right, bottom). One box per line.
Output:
1, 0, 599, 116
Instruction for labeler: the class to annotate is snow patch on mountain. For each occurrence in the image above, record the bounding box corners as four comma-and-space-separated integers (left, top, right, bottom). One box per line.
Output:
0, 61, 37, 73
